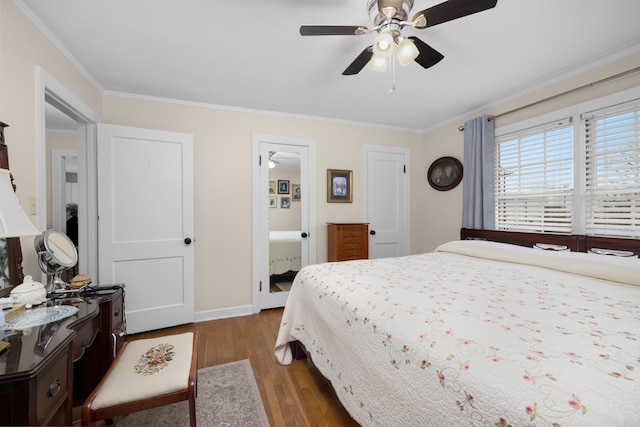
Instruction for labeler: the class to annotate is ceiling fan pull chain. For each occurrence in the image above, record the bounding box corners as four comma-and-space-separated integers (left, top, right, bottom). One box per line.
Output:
388, 49, 396, 93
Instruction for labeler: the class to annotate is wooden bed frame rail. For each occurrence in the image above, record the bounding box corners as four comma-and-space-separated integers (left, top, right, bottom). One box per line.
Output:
460, 228, 640, 257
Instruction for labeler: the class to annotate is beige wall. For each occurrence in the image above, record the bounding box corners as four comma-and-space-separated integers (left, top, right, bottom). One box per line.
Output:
101, 96, 424, 311
1, 0, 423, 315
420, 51, 640, 253
2, 0, 638, 317
0, 1, 102, 278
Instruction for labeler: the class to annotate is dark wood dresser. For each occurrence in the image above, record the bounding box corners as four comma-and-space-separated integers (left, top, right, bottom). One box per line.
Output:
327, 223, 369, 262
0, 288, 125, 425
72, 288, 125, 404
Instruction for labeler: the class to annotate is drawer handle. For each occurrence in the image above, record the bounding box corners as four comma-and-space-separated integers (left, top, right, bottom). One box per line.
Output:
112, 333, 117, 358
114, 309, 121, 317
48, 379, 61, 397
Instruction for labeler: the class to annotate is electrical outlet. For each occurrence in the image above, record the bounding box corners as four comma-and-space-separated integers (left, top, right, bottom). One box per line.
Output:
28, 196, 37, 215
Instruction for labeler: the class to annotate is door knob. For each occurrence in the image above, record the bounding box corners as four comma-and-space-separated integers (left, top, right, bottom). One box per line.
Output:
370, 230, 376, 235
301, 232, 308, 238
184, 237, 192, 245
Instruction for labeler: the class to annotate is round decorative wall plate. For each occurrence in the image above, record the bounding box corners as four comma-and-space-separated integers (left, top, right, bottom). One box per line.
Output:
428, 156, 463, 191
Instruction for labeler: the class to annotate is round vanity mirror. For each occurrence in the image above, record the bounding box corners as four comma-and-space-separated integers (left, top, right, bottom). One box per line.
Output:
34, 229, 78, 291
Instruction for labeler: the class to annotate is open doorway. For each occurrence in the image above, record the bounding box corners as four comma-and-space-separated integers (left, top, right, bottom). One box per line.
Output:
36, 67, 101, 284
46, 104, 79, 281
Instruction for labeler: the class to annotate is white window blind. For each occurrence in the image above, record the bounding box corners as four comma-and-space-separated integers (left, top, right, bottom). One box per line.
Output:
584, 100, 640, 238
495, 118, 574, 233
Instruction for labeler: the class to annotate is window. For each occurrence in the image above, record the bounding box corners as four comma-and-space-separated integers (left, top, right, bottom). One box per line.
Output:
495, 92, 640, 238
496, 119, 574, 233
584, 100, 640, 237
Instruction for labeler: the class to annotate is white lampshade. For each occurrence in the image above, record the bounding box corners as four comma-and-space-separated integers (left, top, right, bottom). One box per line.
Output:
372, 32, 395, 59
367, 55, 389, 72
397, 38, 419, 66
0, 168, 40, 238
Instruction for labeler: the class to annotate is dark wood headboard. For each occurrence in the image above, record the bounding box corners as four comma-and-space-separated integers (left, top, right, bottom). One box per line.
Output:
583, 235, 640, 257
460, 228, 640, 257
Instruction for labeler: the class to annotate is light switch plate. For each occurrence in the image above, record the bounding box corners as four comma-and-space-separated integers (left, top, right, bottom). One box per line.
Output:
28, 196, 37, 215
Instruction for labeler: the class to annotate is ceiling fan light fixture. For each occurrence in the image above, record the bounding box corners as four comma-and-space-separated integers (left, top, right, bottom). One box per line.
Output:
396, 37, 419, 66
367, 55, 389, 72
372, 31, 395, 58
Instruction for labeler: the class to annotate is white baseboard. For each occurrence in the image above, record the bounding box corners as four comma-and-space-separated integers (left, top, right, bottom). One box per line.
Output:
194, 305, 255, 323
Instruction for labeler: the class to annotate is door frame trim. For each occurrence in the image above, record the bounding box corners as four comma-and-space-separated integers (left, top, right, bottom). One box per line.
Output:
361, 144, 411, 256
251, 134, 316, 313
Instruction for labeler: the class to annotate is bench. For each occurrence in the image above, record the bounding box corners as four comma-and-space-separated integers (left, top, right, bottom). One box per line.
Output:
82, 331, 198, 426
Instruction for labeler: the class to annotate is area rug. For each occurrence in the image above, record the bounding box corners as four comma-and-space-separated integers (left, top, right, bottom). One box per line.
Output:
116, 359, 270, 427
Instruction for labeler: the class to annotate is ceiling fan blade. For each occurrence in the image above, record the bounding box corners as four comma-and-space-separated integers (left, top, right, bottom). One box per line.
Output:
409, 37, 444, 69
342, 47, 373, 75
412, 0, 497, 28
300, 25, 369, 36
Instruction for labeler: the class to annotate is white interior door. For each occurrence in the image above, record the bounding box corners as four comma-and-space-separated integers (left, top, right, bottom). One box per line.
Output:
98, 124, 194, 333
252, 134, 316, 311
363, 145, 410, 259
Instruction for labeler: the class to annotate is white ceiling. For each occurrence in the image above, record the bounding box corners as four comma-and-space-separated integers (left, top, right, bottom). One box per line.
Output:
19, 0, 640, 132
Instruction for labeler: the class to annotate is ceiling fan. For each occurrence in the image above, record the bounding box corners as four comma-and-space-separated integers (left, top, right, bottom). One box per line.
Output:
268, 151, 300, 169
300, 0, 498, 76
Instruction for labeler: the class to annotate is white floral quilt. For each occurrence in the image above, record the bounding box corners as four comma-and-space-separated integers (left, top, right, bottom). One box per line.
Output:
269, 230, 301, 275
275, 240, 640, 426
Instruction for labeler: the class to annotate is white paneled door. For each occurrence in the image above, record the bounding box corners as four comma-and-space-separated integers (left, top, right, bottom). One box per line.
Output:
98, 124, 194, 334
363, 145, 410, 259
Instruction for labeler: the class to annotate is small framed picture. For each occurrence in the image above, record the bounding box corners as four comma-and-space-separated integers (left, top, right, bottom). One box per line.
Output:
327, 169, 352, 203
292, 184, 301, 201
269, 196, 277, 208
428, 156, 463, 191
280, 196, 291, 209
269, 181, 276, 194
277, 180, 290, 194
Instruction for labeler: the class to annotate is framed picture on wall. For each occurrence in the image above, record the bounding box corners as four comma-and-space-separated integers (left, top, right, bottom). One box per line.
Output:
292, 184, 301, 201
327, 169, 352, 203
269, 181, 276, 194
280, 196, 291, 209
427, 156, 463, 191
269, 196, 277, 208
277, 180, 289, 194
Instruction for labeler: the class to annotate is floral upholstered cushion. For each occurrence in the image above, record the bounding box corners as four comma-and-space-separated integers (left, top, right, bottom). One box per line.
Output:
91, 332, 194, 410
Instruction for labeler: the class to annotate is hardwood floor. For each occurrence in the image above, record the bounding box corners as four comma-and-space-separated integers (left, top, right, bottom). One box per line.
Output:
129, 308, 359, 427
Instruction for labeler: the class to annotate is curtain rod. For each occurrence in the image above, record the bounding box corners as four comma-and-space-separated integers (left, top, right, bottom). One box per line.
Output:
458, 66, 640, 131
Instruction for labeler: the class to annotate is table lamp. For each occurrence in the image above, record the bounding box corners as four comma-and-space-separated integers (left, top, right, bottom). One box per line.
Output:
0, 168, 39, 238
1, 167, 40, 306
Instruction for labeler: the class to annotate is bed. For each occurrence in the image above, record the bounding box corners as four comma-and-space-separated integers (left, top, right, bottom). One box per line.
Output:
275, 228, 640, 426
269, 230, 301, 285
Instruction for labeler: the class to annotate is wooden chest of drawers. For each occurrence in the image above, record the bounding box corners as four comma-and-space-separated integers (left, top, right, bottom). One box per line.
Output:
327, 223, 369, 262
0, 326, 74, 426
